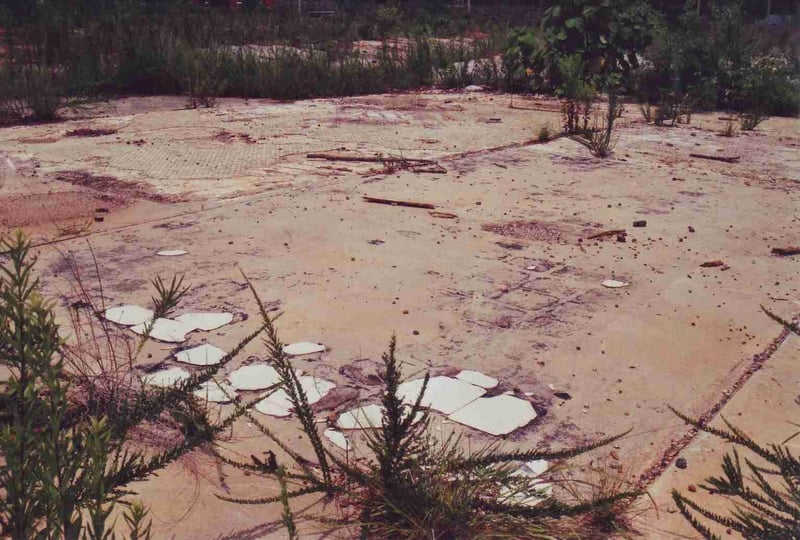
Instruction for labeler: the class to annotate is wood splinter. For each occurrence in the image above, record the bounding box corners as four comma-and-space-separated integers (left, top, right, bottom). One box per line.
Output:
689, 153, 740, 163
587, 229, 627, 240
771, 247, 800, 257
363, 196, 436, 210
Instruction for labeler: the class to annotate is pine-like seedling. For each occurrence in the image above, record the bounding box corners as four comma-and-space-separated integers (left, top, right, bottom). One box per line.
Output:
0, 231, 259, 538
672, 307, 800, 539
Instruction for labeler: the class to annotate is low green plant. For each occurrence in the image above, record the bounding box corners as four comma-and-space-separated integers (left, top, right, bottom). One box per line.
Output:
0, 231, 261, 538
739, 112, 767, 132
571, 88, 621, 158
556, 54, 596, 134
537, 124, 552, 142
216, 281, 640, 537
720, 117, 736, 137
672, 307, 800, 539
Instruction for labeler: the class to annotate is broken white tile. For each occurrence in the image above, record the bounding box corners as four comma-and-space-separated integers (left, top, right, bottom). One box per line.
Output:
525, 265, 537, 271
144, 367, 191, 388
324, 428, 351, 451
282, 342, 325, 356
499, 481, 552, 507
456, 370, 498, 389
337, 404, 385, 429
602, 279, 629, 288
297, 376, 336, 403
131, 318, 194, 343
156, 249, 187, 256
194, 380, 237, 403
254, 394, 292, 417
517, 459, 549, 478
175, 312, 234, 331
398, 376, 485, 415
175, 344, 226, 366
104, 305, 154, 326
228, 364, 281, 391
254, 376, 335, 417
337, 404, 422, 429
448, 394, 537, 436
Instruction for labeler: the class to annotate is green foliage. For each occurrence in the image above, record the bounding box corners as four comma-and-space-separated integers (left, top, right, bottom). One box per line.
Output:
639, 1, 799, 116
556, 54, 597, 134
672, 308, 800, 539
542, 0, 653, 85
503, 27, 542, 92
0, 231, 256, 538
215, 282, 639, 538
570, 87, 621, 158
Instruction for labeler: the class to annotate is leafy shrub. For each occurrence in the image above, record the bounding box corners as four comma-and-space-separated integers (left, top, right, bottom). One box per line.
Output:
556, 54, 596, 134
542, 0, 653, 86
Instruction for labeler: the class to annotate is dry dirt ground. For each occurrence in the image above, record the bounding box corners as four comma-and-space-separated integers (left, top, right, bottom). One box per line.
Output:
0, 91, 798, 539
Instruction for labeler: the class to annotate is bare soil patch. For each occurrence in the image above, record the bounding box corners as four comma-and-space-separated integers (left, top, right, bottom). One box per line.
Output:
65, 127, 118, 137
54, 171, 171, 203
482, 219, 570, 243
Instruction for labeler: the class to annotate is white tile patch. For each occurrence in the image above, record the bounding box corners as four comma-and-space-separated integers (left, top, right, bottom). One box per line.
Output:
144, 367, 191, 388
104, 305, 154, 326
282, 342, 325, 356
254, 376, 335, 417
398, 376, 485, 415
499, 459, 552, 507
131, 318, 194, 343
602, 279, 629, 288
448, 394, 537, 436
455, 370, 498, 389
156, 249, 187, 256
194, 380, 237, 403
324, 429, 351, 451
175, 344, 226, 366
175, 312, 234, 331
228, 364, 281, 391
337, 404, 385, 429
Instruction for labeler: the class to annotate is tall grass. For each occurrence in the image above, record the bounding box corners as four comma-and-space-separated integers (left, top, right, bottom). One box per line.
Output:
0, 3, 505, 120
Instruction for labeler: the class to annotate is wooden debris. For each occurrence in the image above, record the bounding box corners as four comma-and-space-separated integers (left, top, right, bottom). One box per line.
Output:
363, 196, 436, 210
307, 152, 435, 165
771, 247, 800, 257
689, 153, 740, 163
429, 211, 457, 219
700, 260, 725, 268
588, 229, 626, 240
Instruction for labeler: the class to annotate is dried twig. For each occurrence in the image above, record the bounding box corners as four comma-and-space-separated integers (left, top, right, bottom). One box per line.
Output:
363, 196, 436, 210
689, 153, 740, 163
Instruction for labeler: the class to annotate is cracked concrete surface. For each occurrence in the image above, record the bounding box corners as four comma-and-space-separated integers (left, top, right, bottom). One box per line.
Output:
0, 91, 798, 538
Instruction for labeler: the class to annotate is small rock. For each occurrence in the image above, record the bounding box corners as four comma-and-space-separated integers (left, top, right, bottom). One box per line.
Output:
616, 234, 626, 243
554, 391, 572, 400
676, 457, 688, 469
633, 220, 647, 227
688, 226, 695, 233
610, 450, 620, 461
688, 484, 697, 493
609, 462, 622, 470
94, 216, 104, 222
412, 330, 420, 335
495, 315, 513, 329
700, 260, 725, 268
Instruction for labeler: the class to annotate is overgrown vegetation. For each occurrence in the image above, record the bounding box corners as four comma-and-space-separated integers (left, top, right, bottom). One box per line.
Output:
0, 231, 262, 538
672, 308, 800, 539
0, 0, 795, 124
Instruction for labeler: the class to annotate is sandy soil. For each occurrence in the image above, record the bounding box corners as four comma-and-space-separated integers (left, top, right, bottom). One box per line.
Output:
0, 91, 798, 539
